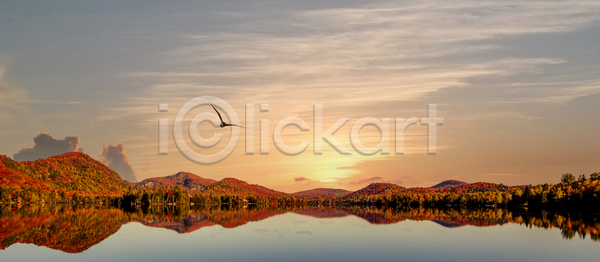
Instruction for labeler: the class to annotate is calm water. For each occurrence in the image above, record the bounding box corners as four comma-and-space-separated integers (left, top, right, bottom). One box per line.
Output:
1, 205, 599, 262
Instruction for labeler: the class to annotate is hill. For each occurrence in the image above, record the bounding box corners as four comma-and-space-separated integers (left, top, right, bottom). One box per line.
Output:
349, 183, 406, 196
0, 152, 129, 201
291, 188, 352, 197
429, 180, 467, 189
435, 182, 511, 194
202, 178, 288, 197
134, 172, 215, 193
345, 183, 406, 198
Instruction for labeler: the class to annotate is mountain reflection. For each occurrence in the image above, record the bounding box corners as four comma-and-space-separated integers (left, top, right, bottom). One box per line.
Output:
1, 204, 599, 253
0, 205, 126, 253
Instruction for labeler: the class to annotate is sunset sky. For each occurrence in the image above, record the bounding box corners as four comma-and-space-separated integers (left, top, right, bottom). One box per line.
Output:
1, 0, 599, 193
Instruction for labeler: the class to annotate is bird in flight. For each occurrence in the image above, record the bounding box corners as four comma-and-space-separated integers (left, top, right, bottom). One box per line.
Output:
210, 103, 245, 128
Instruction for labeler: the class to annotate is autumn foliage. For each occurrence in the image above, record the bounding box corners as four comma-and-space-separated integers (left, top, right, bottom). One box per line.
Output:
134, 172, 215, 193
202, 178, 289, 198
291, 188, 352, 197
0, 152, 129, 204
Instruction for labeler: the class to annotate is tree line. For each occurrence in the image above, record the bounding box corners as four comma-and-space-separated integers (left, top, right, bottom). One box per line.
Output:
2, 173, 599, 211
342, 173, 600, 211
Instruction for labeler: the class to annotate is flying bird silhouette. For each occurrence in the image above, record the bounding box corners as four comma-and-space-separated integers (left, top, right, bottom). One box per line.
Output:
210, 103, 245, 128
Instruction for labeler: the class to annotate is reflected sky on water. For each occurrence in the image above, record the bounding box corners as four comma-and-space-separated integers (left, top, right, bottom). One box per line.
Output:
1, 206, 599, 262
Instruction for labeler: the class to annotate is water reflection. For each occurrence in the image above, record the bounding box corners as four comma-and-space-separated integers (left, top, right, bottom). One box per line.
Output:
1, 204, 599, 253
0, 204, 126, 253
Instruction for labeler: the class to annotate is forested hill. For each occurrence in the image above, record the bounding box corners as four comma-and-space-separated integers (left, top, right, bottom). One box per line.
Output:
0, 152, 129, 201
347, 183, 406, 197
201, 178, 289, 197
429, 180, 467, 189
134, 172, 215, 193
435, 182, 512, 194
292, 188, 352, 197
2, 152, 599, 211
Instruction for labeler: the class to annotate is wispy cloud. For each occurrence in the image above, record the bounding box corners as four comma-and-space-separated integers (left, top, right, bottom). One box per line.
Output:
294, 177, 320, 184
336, 174, 403, 188
94, 0, 600, 186
503, 80, 600, 103
122, 0, 600, 118
349, 176, 383, 186
294, 177, 309, 182
0, 62, 27, 120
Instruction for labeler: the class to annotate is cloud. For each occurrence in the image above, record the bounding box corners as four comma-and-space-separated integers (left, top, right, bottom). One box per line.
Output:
0, 63, 27, 120
500, 80, 600, 104
0, 58, 11, 92
0, 67, 8, 92
294, 177, 309, 182
337, 175, 403, 187
349, 176, 383, 186
12, 134, 138, 183
294, 177, 320, 184
13, 133, 85, 161
89, 0, 600, 182
100, 144, 137, 182
118, 0, 600, 128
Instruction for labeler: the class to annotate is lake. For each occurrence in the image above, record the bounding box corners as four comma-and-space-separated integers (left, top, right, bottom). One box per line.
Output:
1, 205, 598, 261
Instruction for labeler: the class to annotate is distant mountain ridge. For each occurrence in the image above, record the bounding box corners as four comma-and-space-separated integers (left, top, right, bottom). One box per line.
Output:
292, 188, 352, 197
1, 152, 520, 202
429, 180, 467, 189
202, 178, 289, 197
134, 172, 215, 193
344, 183, 406, 199
435, 182, 511, 194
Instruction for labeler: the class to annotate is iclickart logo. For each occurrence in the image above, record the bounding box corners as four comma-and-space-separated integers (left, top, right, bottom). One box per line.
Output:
158, 96, 444, 165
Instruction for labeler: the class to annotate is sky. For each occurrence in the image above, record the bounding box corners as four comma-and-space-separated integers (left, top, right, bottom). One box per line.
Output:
1, 0, 599, 193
